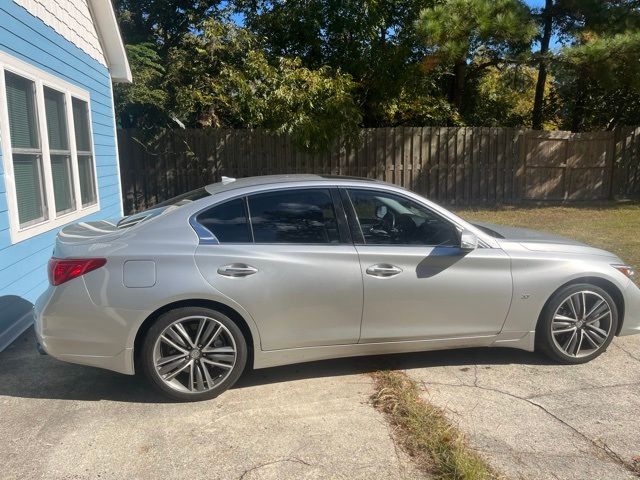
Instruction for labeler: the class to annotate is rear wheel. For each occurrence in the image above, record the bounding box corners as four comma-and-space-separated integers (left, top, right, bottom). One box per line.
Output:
537, 283, 618, 364
141, 307, 247, 401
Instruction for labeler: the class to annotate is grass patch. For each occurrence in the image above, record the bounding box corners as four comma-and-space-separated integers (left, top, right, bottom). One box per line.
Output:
371, 370, 498, 480
455, 203, 640, 280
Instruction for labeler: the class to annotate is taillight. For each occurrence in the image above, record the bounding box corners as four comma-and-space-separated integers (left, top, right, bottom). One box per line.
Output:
48, 258, 107, 286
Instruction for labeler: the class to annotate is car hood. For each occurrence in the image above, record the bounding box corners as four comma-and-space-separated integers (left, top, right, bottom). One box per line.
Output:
472, 221, 620, 259
473, 221, 584, 245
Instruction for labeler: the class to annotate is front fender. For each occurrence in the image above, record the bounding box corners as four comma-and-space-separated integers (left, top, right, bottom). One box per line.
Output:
501, 243, 630, 336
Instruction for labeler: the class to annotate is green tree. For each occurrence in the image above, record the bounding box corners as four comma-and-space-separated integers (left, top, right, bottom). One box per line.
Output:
114, 43, 168, 128
113, 0, 640, 137
559, 1, 640, 130
113, 2, 362, 149
471, 62, 560, 127
114, 0, 222, 52
531, 0, 554, 129
415, 0, 536, 114
531, 0, 640, 130
166, 20, 362, 149
559, 31, 640, 130
234, 0, 455, 126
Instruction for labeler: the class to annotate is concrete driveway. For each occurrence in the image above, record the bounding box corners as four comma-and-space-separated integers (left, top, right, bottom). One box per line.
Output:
0, 329, 419, 480
403, 337, 640, 480
1, 328, 639, 480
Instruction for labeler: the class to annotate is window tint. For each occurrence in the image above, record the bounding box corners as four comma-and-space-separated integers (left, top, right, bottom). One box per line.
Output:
197, 198, 251, 243
249, 189, 340, 244
347, 189, 459, 246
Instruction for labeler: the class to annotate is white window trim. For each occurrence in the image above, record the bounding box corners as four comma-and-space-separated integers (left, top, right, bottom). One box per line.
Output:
0, 51, 100, 244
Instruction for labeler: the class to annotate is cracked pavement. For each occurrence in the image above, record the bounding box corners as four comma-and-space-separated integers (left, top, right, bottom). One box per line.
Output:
0, 329, 420, 480
2, 327, 639, 480
402, 337, 640, 480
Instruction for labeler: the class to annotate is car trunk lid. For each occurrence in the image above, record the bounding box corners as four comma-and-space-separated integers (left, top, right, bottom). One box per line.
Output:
54, 220, 127, 257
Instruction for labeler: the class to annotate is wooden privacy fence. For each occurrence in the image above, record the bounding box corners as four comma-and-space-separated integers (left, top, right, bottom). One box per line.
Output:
118, 127, 640, 214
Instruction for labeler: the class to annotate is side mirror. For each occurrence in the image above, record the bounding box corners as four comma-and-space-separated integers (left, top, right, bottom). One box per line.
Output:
460, 230, 478, 251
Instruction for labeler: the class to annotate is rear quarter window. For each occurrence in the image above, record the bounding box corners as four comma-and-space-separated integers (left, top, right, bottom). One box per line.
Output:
196, 198, 252, 243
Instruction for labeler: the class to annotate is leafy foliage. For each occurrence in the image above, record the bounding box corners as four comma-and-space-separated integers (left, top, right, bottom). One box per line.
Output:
559, 31, 640, 129
156, 20, 361, 150
112, 0, 640, 146
415, 0, 536, 111
114, 43, 168, 128
470, 62, 560, 128
236, 0, 451, 126
416, 0, 536, 63
114, 0, 222, 50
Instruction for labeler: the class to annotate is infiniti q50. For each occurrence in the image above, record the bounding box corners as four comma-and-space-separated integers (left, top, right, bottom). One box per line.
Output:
35, 175, 640, 401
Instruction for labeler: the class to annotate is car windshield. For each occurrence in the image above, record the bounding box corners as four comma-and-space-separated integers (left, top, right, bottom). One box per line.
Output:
117, 187, 211, 228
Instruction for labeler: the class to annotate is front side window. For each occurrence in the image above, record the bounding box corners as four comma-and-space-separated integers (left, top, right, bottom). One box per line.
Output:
248, 189, 340, 244
196, 198, 252, 243
347, 189, 459, 246
1, 61, 99, 242
5, 72, 47, 227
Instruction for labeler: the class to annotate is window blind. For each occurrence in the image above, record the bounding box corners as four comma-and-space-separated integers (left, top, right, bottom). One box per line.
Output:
13, 154, 45, 225
72, 98, 91, 152
44, 87, 69, 151
6, 71, 46, 226
72, 98, 96, 206
78, 155, 96, 206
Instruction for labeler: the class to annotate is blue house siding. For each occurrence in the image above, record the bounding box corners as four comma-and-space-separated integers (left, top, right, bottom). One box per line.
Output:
0, 1, 123, 350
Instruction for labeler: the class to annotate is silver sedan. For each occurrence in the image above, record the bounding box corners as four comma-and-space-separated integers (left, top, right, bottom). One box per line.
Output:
35, 175, 640, 401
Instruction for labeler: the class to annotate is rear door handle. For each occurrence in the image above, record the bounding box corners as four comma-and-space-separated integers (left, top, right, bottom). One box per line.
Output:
366, 264, 403, 277
217, 263, 258, 277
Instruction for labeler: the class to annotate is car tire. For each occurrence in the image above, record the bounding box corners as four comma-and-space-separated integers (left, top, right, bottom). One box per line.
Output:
141, 307, 247, 401
537, 283, 618, 364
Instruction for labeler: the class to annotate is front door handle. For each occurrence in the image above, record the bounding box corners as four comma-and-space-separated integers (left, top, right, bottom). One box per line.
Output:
217, 263, 258, 277
366, 264, 403, 277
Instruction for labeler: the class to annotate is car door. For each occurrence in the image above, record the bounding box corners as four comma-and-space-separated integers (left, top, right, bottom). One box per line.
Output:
342, 188, 512, 343
194, 187, 363, 351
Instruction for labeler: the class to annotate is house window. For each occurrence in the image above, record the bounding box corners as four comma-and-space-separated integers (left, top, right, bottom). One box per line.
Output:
45, 87, 75, 215
5, 72, 47, 227
72, 98, 97, 207
0, 53, 100, 243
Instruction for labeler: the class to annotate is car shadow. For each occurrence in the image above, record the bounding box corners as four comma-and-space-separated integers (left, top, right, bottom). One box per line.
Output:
0, 327, 553, 403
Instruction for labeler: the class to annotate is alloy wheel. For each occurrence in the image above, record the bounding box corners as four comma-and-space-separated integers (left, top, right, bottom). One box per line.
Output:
551, 290, 613, 358
152, 315, 237, 394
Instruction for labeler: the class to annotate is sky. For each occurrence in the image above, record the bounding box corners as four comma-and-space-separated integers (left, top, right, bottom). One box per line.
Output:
525, 0, 547, 8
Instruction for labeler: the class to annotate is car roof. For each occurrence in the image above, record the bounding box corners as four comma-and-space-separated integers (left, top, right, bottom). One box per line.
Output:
203, 174, 384, 195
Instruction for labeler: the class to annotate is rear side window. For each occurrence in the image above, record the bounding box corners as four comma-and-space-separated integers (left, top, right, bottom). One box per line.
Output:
248, 189, 340, 244
196, 198, 252, 243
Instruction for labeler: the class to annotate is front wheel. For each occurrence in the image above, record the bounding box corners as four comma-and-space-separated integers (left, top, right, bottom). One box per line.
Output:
537, 284, 618, 364
141, 307, 247, 401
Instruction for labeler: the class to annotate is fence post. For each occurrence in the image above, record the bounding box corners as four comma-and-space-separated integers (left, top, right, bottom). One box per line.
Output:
609, 129, 622, 200
513, 129, 526, 203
